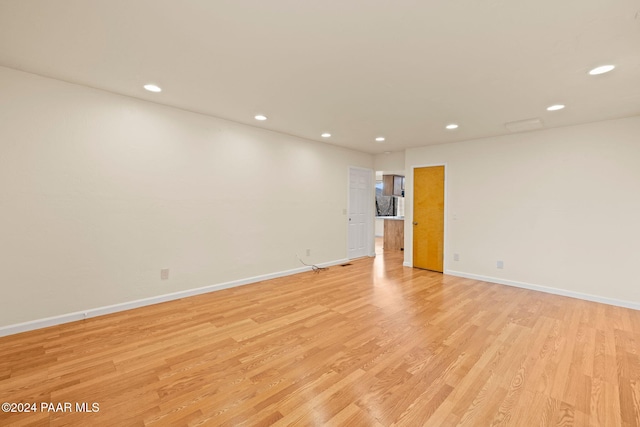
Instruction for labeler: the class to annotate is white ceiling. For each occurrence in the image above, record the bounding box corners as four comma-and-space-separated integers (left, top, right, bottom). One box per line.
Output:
1, 0, 639, 154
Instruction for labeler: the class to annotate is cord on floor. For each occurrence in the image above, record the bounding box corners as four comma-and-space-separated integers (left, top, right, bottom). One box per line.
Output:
296, 254, 328, 273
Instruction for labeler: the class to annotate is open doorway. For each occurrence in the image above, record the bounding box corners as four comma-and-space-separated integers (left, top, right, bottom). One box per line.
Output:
375, 170, 405, 253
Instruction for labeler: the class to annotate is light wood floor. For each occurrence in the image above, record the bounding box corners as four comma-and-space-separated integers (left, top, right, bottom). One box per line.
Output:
1, 248, 640, 426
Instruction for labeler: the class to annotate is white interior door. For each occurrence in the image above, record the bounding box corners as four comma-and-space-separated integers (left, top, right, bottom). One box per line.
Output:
348, 167, 372, 259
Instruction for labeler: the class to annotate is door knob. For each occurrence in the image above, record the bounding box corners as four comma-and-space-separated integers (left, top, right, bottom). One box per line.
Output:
413, 221, 418, 225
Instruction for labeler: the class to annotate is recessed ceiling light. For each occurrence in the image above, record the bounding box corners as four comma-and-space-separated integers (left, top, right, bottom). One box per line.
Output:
254, 115, 267, 121
445, 124, 459, 130
375, 137, 385, 142
546, 104, 565, 111
321, 133, 331, 138
143, 84, 162, 93
588, 65, 615, 75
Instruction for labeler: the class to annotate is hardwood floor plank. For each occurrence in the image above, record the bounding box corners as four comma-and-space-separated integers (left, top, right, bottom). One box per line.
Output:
1, 246, 640, 426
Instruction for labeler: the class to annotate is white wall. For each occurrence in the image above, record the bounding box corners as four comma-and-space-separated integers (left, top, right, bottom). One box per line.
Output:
374, 151, 405, 174
375, 218, 384, 237
0, 67, 373, 327
404, 116, 640, 306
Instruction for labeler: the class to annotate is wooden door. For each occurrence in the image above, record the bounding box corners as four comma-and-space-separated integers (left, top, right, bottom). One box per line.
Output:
413, 166, 444, 272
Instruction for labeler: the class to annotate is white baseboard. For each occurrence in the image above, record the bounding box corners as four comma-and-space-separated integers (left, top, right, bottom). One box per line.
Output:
445, 269, 640, 311
403, 261, 412, 267
0, 258, 349, 337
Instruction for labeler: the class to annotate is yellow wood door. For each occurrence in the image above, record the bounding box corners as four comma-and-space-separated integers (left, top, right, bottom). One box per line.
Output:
413, 166, 444, 272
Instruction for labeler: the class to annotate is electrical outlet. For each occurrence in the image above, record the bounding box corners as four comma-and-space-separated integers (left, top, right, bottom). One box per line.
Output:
306, 249, 311, 257
342, 208, 347, 215
453, 253, 459, 261
161, 268, 170, 280
497, 260, 504, 269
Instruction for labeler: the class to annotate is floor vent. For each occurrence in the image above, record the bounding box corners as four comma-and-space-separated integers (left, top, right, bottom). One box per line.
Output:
340, 263, 353, 267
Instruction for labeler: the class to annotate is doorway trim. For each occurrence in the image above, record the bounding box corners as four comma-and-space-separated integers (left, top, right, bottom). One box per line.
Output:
347, 166, 375, 260
404, 163, 448, 270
